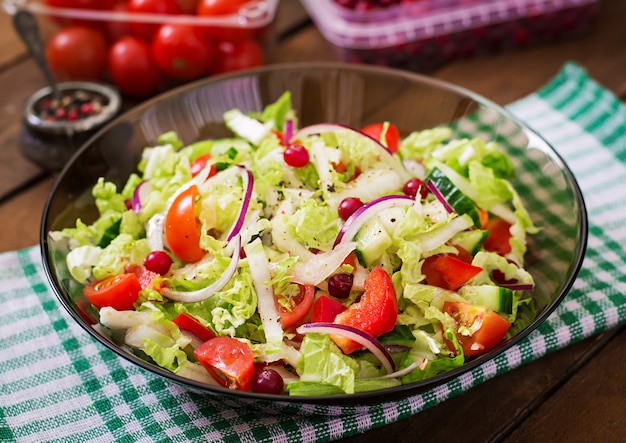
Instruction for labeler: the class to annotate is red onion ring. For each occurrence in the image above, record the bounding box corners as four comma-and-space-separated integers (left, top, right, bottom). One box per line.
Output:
333, 195, 415, 247
131, 180, 152, 214
226, 166, 254, 242
426, 179, 455, 214
296, 322, 395, 374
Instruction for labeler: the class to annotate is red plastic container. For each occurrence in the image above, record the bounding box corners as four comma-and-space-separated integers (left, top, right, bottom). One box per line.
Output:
301, 0, 599, 71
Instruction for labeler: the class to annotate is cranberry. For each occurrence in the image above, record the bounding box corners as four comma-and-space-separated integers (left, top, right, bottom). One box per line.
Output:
283, 144, 310, 168
403, 178, 428, 200
328, 273, 354, 299
338, 197, 364, 220
144, 250, 173, 275
251, 368, 284, 395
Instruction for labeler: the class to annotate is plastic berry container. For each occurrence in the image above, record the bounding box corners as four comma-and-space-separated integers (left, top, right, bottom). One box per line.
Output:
300, 0, 600, 71
3, 0, 279, 99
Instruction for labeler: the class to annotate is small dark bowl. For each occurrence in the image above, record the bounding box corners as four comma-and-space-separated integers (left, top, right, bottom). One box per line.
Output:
40, 63, 587, 413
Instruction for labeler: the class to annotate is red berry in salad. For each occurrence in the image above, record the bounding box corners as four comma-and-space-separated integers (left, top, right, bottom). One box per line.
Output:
403, 177, 428, 200
283, 144, 310, 168
143, 250, 173, 275
251, 368, 284, 394
338, 197, 364, 220
328, 273, 354, 299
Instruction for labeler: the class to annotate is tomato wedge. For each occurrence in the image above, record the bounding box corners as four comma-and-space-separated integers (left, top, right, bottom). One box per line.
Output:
442, 301, 511, 357
483, 217, 513, 255
190, 153, 217, 178
194, 336, 254, 391
83, 273, 141, 311
422, 254, 482, 291
278, 284, 315, 329
361, 122, 400, 153
172, 313, 216, 342
164, 184, 205, 263
310, 295, 347, 323
332, 266, 398, 354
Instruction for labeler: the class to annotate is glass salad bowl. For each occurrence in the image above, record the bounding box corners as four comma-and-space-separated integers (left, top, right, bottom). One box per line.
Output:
40, 63, 587, 410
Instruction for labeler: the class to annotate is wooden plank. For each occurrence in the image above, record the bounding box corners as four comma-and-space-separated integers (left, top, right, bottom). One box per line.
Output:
0, 175, 56, 252
506, 326, 626, 442
0, 12, 28, 72
0, 58, 47, 200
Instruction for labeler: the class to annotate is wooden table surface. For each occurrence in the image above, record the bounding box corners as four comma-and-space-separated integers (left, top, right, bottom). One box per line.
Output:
1, 1, 625, 442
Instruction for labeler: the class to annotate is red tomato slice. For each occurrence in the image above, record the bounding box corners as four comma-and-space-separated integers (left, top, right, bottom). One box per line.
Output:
332, 266, 398, 354
194, 336, 254, 391
164, 184, 205, 263
172, 313, 216, 342
483, 218, 513, 255
422, 254, 483, 291
190, 153, 217, 178
361, 122, 400, 153
310, 295, 347, 323
442, 301, 510, 357
125, 264, 162, 290
278, 284, 315, 329
83, 273, 141, 311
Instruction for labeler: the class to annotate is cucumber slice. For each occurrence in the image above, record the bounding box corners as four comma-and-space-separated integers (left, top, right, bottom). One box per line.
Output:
459, 285, 514, 314
426, 167, 481, 227
354, 217, 393, 267
452, 229, 489, 255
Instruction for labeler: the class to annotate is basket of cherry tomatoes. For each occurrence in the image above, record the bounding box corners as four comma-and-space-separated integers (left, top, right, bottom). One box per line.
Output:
24, 0, 278, 98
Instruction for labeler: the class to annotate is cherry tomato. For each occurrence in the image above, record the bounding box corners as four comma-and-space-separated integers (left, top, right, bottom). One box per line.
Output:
45, 26, 107, 81
211, 40, 264, 75
483, 218, 513, 255
194, 336, 255, 391
422, 254, 482, 291
277, 284, 315, 330
196, 0, 255, 42
108, 36, 163, 98
172, 313, 216, 342
310, 295, 347, 323
332, 266, 398, 354
82, 273, 141, 311
442, 301, 510, 357
361, 122, 401, 153
151, 24, 216, 80
127, 0, 182, 41
190, 153, 217, 178
164, 184, 205, 263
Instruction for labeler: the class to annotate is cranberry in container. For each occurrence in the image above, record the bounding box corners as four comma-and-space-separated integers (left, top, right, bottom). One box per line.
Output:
301, 0, 600, 71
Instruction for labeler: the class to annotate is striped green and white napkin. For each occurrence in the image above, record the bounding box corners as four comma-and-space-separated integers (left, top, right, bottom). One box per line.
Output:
2, 62, 625, 442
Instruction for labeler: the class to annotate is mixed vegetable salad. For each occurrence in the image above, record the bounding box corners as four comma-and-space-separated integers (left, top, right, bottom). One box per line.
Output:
51, 92, 540, 396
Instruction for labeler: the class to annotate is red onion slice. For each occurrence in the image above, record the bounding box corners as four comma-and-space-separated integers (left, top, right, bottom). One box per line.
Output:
499, 283, 534, 291
426, 179, 454, 214
289, 123, 392, 155
296, 322, 395, 374
132, 180, 152, 214
226, 166, 254, 242
333, 195, 415, 247
284, 119, 294, 143
161, 235, 241, 303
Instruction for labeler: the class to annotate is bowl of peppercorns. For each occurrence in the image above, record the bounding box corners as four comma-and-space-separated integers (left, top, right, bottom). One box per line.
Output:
19, 81, 121, 170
